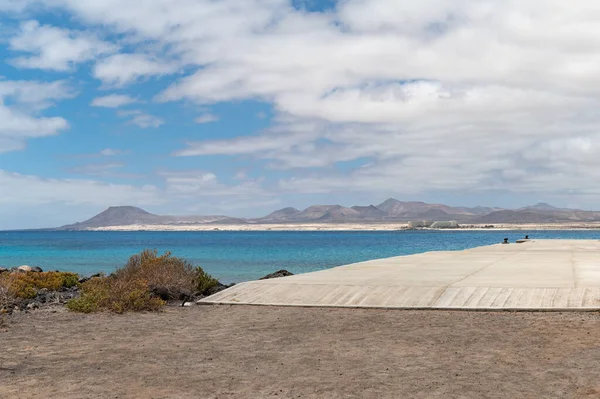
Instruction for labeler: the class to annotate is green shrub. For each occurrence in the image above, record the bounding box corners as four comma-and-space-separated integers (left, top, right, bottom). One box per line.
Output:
194, 266, 220, 295
116, 249, 197, 294
0, 271, 80, 300
66, 277, 164, 314
67, 249, 218, 313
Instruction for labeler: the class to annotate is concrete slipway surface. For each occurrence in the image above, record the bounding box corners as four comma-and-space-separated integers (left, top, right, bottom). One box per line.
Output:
199, 239, 600, 310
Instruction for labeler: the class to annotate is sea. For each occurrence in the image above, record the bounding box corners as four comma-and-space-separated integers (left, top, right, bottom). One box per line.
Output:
2, 230, 600, 284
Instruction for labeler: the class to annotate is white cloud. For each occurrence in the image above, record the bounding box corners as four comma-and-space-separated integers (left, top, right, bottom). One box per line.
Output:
11, 0, 600, 203
69, 162, 125, 176
159, 170, 272, 203
118, 109, 164, 128
0, 167, 274, 229
0, 79, 76, 108
175, 120, 322, 157
91, 94, 138, 108
194, 113, 219, 124
234, 170, 248, 180
9, 20, 116, 71
0, 0, 30, 11
0, 80, 75, 153
0, 169, 160, 206
93, 53, 178, 87
100, 148, 127, 156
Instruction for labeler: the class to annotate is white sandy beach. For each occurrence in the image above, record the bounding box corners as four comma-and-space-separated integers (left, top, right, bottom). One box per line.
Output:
86, 222, 600, 232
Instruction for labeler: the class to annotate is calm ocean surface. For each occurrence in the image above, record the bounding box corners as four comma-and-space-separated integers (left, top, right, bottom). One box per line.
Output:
2, 230, 600, 284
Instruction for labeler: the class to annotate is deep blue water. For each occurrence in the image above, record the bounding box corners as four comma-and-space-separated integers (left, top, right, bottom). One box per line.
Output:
2, 230, 600, 284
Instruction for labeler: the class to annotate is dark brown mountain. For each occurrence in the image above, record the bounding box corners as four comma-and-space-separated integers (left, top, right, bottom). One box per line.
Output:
520, 202, 562, 212
292, 205, 354, 221
259, 207, 301, 222
55, 200, 600, 230
317, 206, 360, 221
375, 198, 477, 220
59, 206, 166, 230
472, 208, 600, 224
471, 210, 569, 224
351, 205, 387, 219
57, 206, 236, 230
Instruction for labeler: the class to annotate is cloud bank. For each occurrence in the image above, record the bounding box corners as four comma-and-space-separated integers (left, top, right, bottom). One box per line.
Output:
4, 0, 600, 226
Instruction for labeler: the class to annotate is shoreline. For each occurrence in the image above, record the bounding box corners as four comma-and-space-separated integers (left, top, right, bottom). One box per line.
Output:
81, 223, 600, 232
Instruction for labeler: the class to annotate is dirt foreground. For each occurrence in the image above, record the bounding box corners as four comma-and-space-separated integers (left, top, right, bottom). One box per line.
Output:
3, 306, 600, 398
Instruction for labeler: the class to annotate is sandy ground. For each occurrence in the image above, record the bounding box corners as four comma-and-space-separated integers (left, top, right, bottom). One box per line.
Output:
89, 222, 600, 231
3, 306, 600, 399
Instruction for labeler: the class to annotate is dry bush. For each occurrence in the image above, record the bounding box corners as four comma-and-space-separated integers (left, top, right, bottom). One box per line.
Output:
116, 249, 196, 295
0, 272, 79, 300
0, 274, 16, 311
194, 266, 220, 295
66, 276, 164, 314
67, 249, 218, 313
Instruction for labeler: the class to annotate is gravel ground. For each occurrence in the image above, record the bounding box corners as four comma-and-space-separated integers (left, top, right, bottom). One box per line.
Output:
2, 306, 600, 398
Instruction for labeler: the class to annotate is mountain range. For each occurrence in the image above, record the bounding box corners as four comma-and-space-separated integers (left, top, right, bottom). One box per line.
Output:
55, 199, 600, 230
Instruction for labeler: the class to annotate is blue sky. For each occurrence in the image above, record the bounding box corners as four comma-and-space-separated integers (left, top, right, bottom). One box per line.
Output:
1, 0, 599, 228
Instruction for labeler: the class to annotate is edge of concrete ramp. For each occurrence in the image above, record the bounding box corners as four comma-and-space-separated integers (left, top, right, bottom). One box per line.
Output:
198, 240, 600, 311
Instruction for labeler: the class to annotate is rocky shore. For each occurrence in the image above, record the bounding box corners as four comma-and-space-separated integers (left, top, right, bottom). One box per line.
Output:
0, 266, 294, 316
1, 266, 86, 314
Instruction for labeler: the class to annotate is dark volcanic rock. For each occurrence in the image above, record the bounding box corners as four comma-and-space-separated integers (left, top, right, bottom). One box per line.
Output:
200, 283, 235, 297
150, 286, 175, 301
0, 267, 8, 274
260, 270, 294, 280
1, 287, 79, 314
78, 273, 104, 284
150, 286, 195, 302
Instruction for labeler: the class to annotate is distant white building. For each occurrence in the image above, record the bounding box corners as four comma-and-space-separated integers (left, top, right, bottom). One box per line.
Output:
430, 221, 459, 229
407, 220, 433, 228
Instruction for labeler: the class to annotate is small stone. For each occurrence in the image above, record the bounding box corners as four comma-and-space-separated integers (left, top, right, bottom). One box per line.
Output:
259, 270, 294, 280
0, 267, 8, 274
200, 283, 232, 297
30, 266, 43, 273
182, 302, 193, 307
17, 265, 33, 272
26, 302, 39, 310
78, 273, 103, 284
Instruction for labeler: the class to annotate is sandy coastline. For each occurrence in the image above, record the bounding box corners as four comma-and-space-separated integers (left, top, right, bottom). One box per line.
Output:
86, 222, 600, 231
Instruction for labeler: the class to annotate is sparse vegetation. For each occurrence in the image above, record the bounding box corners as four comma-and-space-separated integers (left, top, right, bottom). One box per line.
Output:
194, 266, 220, 294
66, 275, 165, 314
67, 249, 219, 314
0, 250, 221, 315
0, 275, 14, 312
0, 271, 79, 300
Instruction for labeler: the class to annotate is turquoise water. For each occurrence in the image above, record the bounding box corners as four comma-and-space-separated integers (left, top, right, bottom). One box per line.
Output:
2, 230, 600, 284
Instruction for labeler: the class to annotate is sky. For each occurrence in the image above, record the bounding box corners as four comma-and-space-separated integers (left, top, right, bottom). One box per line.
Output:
2, 0, 600, 229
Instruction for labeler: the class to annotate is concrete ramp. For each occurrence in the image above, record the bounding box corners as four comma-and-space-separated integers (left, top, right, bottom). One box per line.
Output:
199, 239, 600, 310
